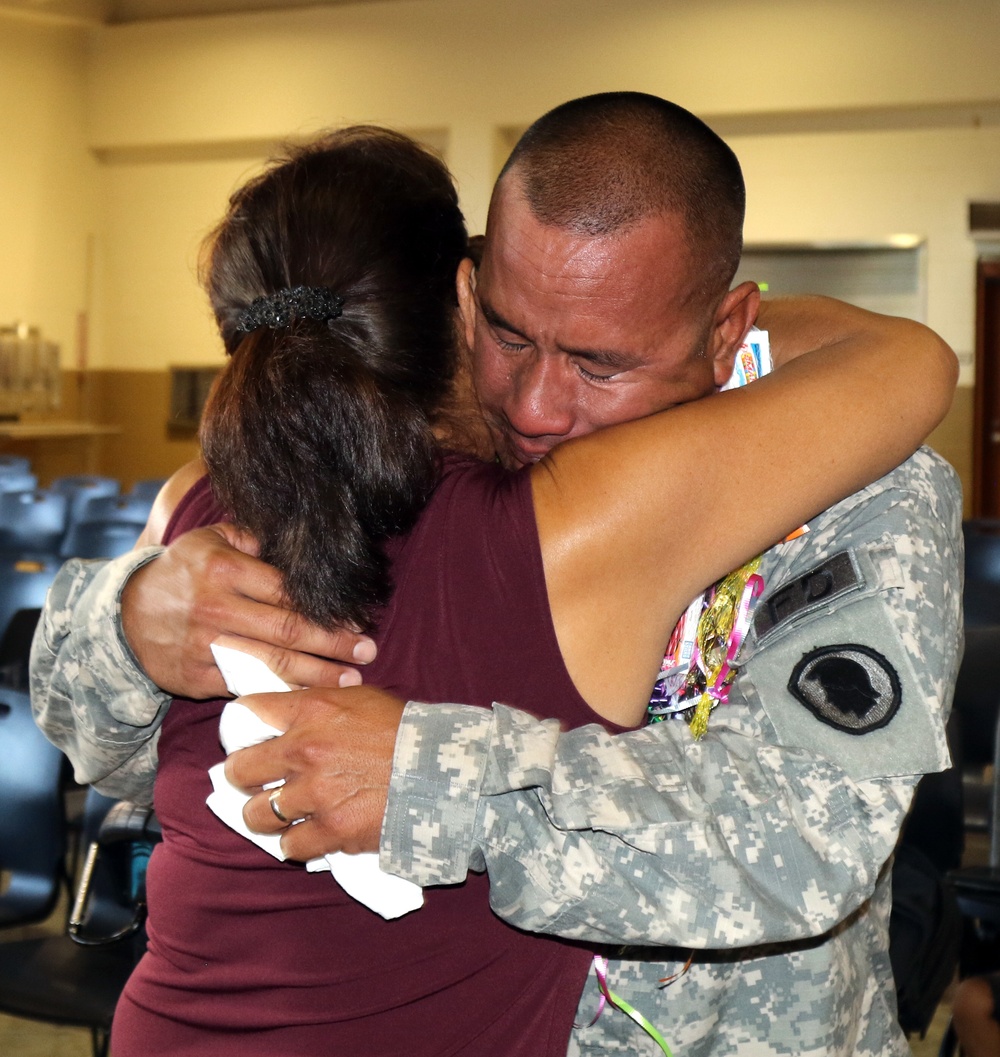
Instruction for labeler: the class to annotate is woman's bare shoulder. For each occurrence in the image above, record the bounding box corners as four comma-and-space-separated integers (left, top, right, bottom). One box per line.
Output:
134, 459, 207, 548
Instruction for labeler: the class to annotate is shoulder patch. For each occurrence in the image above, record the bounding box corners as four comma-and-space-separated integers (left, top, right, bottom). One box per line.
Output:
738, 591, 947, 781
788, 644, 901, 734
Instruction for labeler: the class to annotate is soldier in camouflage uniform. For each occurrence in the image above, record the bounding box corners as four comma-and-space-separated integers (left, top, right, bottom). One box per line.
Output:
31, 94, 963, 1055
382, 446, 962, 1056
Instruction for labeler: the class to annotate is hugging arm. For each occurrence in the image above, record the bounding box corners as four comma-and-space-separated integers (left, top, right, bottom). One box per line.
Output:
382, 450, 962, 946
232, 449, 962, 947
229, 299, 959, 941
30, 462, 373, 802
30, 548, 169, 802
527, 299, 957, 724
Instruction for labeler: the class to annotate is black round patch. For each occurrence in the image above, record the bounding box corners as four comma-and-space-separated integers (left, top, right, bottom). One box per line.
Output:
787, 644, 901, 734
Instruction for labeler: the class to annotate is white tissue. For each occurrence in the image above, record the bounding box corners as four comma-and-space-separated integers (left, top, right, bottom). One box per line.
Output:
206, 643, 424, 919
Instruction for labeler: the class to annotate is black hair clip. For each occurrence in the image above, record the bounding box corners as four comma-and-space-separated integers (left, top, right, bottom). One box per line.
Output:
235, 286, 345, 333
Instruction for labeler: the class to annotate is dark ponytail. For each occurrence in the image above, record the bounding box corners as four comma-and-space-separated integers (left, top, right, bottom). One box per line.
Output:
199, 128, 468, 631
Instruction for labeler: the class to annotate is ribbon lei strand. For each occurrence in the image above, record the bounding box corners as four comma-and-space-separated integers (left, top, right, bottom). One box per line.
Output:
590, 955, 676, 1057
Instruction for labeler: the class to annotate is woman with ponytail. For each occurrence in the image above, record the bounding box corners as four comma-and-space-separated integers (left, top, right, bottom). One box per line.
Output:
200, 127, 470, 634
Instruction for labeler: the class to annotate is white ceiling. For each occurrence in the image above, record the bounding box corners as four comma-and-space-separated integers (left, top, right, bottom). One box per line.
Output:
1, 0, 395, 25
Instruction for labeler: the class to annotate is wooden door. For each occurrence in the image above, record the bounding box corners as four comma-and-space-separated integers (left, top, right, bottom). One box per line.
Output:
974, 259, 1000, 517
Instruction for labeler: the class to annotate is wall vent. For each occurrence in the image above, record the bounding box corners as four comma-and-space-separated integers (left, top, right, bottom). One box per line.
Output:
169, 366, 219, 434
970, 202, 1000, 234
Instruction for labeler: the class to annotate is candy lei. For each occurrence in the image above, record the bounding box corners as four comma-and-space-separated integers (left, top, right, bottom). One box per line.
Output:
583, 559, 766, 1056
648, 556, 765, 739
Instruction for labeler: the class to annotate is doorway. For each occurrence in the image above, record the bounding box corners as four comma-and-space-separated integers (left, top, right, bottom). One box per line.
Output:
974, 259, 1000, 517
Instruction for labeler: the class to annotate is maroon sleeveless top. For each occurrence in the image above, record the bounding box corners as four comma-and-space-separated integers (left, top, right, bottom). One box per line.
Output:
112, 456, 624, 1056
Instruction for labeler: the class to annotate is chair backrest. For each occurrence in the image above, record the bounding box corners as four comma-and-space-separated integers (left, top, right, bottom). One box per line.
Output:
0, 687, 67, 928
69, 795, 159, 946
50, 475, 120, 526
951, 626, 1000, 768
0, 472, 38, 495
948, 625, 1000, 841
128, 478, 167, 501
0, 555, 60, 643
0, 607, 45, 688
0, 455, 31, 476
60, 519, 146, 560
963, 519, 1000, 627
0, 489, 68, 556
78, 493, 153, 526
0, 788, 148, 1057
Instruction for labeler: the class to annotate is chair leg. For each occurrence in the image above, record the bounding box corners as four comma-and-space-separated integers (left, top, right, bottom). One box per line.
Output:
91, 1024, 110, 1057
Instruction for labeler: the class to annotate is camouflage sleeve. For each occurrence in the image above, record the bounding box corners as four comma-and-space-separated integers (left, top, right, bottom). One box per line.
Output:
29, 546, 169, 804
382, 449, 963, 948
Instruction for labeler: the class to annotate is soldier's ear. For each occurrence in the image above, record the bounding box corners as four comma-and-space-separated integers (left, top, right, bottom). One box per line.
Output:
456, 258, 477, 354
707, 282, 761, 387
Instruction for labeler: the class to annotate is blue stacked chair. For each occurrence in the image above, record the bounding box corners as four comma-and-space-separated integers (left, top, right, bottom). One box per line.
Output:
0, 788, 156, 1057
59, 494, 151, 560
963, 519, 1000, 628
0, 472, 39, 495
0, 455, 31, 477
59, 523, 145, 560
0, 460, 66, 684
0, 490, 68, 559
0, 552, 60, 690
128, 479, 167, 502
0, 687, 68, 929
50, 475, 120, 529
79, 493, 154, 527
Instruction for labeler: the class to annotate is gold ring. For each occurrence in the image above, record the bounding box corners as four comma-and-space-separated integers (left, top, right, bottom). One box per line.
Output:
268, 787, 291, 824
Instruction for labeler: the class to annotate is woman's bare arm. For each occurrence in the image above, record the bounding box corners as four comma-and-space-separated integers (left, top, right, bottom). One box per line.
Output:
757, 295, 916, 368
534, 299, 957, 724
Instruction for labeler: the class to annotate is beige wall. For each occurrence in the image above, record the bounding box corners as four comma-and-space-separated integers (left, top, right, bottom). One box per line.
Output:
83, 0, 1000, 375
0, 18, 100, 369
99, 155, 265, 370
2, 0, 999, 506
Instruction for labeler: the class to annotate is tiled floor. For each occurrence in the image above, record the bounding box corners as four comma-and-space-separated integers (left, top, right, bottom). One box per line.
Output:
0, 1013, 92, 1057
912, 991, 953, 1057
0, 892, 95, 1057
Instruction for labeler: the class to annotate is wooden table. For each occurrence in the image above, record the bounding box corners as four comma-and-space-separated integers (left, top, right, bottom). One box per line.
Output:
0, 422, 120, 474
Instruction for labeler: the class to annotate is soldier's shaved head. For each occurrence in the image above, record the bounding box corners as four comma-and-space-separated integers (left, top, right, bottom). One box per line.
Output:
496, 92, 746, 293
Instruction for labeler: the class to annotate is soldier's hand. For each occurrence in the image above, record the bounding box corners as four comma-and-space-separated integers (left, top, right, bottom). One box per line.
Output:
225, 685, 404, 859
120, 524, 376, 700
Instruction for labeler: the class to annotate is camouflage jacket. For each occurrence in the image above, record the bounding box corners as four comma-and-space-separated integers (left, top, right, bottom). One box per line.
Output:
31, 545, 168, 801
30, 448, 963, 1056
